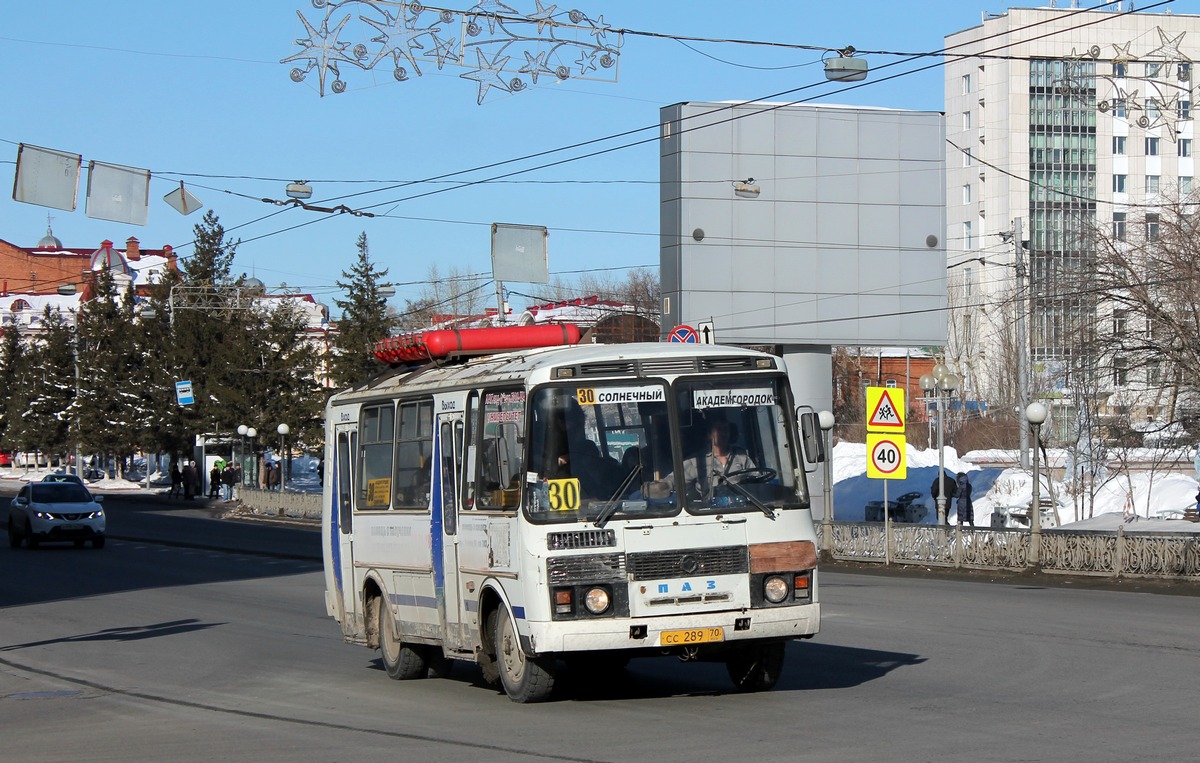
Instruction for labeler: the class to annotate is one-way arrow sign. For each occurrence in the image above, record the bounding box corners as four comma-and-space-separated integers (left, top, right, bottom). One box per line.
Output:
696, 319, 715, 345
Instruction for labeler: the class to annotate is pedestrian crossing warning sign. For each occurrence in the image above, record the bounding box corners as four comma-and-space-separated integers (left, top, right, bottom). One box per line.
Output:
866, 387, 906, 432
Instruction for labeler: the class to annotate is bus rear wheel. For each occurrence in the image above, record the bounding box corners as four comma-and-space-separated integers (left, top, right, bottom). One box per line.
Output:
725, 642, 786, 692
378, 597, 429, 680
495, 608, 556, 703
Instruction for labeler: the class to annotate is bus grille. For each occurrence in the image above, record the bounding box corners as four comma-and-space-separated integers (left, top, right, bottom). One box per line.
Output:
547, 529, 616, 550
626, 546, 748, 581
547, 553, 626, 584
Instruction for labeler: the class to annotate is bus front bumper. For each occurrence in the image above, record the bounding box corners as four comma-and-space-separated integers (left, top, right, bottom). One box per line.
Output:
523, 603, 820, 654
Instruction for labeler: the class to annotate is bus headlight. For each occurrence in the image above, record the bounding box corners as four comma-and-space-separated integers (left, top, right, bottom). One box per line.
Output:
763, 575, 790, 604
584, 586, 611, 615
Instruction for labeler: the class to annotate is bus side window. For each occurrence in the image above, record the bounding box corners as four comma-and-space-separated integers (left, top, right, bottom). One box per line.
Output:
463, 393, 478, 509
359, 404, 394, 509
337, 431, 353, 532
394, 399, 433, 509
477, 388, 525, 509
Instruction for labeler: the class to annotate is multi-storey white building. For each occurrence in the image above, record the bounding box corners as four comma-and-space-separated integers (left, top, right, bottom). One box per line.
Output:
945, 5, 1199, 436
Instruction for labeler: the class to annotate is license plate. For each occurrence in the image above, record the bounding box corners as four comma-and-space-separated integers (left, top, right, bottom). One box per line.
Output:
59, 524, 82, 531
660, 627, 724, 646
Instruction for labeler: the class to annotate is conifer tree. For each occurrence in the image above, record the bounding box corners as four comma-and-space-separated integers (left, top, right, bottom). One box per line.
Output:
75, 265, 141, 475
0, 322, 26, 448
331, 232, 396, 388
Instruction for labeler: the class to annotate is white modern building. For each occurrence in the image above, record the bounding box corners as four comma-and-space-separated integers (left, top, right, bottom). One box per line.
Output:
944, 5, 1199, 435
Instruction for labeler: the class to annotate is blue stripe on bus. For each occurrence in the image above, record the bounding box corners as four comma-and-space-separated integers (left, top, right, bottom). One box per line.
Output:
330, 456, 342, 593
389, 593, 438, 609
513, 606, 525, 619
430, 428, 447, 621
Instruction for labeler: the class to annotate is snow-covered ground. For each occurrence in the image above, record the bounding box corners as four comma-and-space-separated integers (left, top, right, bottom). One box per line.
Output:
829, 441, 1200, 532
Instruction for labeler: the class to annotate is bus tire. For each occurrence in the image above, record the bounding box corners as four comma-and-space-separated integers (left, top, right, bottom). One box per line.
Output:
725, 642, 786, 692
378, 597, 429, 680
495, 607, 556, 703
478, 610, 501, 686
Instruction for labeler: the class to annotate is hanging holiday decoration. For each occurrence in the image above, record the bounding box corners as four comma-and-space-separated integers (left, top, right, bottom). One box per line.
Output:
281, 1, 621, 104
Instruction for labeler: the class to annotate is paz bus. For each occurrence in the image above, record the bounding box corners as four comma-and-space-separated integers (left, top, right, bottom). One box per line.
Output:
322, 324, 827, 702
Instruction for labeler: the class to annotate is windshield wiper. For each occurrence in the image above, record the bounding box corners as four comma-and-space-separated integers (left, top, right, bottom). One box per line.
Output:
716, 476, 776, 520
594, 465, 641, 529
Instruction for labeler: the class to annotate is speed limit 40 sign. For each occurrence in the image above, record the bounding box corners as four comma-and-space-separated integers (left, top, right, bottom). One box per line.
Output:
866, 433, 907, 480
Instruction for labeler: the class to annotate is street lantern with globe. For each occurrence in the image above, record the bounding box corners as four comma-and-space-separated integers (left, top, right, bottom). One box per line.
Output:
277, 423, 290, 492
921, 364, 960, 525
1025, 401, 1048, 565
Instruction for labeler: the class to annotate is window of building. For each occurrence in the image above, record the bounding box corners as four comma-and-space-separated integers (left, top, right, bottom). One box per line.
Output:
1182, 176, 1194, 195
963, 184, 972, 204
1114, 61, 1126, 78
1113, 135, 1126, 155
1181, 139, 1193, 158
1113, 308, 1128, 335
1178, 100, 1192, 120
1146, 62, 1162, 78
359, 404, 396, 510
964, 267, 974, 297
1147, 213, 1160, 241
1113, 211, 1127, 241
963, 220, 974, 250
962, 73, 971, 94
963, 111, 972, 131
884, 379, 897, 388
1148, 363, 1162, 385
1114, 99, 1127, 118
1147, 175, 1160, 195
1147, 100, 1162, 122
963, 147, 973, 167
1113, 174, 1127, 193
1146, 137, 1160, 156
1114, 357, 1129, 386
1179, 62, 1192, 81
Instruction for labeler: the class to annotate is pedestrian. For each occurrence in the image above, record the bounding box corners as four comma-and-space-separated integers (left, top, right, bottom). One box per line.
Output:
930, 470, 958, 523
209, 464, 222, 499
169, 461, 183, 499
182, 461, 196, 501
221, 463, 237, 501
956, 472, 974, 527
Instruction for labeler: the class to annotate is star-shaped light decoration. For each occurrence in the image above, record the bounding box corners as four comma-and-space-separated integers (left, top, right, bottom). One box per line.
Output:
467, 0, 518, 36
1145, 27, 1190, 64
587, 14, 612, 44
529, 0, 558, 34
461, 47, 514, 104
1111, 41, 1133, 65
362, 5, 443, 79
279, 10, 358, 96
575, 48, 598, 75
519, 49, 553, 84
427, 31, 461, 70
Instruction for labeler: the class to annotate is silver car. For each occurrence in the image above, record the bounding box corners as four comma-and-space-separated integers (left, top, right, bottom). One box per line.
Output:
8, 482, 106, 549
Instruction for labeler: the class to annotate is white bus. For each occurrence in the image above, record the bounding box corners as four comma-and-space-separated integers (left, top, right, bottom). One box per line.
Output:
322, 327, 827, 702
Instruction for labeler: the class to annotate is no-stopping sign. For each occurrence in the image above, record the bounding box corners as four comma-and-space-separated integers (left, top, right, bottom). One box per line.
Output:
866, 433, 907, 480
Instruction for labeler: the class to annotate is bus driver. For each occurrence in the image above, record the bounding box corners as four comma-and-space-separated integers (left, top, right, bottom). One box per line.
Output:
648, 418, 756, 500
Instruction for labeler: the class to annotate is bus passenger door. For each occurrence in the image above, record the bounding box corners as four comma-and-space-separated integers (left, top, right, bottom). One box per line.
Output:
434, 413, 468, 651
330, 426, 357, 636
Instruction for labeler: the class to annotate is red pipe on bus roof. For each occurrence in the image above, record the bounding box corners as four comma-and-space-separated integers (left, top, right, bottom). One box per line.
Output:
373, 323, 582, 365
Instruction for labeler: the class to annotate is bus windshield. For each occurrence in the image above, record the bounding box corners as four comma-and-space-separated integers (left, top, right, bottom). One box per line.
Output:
673, 377, 807, 514
525, 383, 678, 524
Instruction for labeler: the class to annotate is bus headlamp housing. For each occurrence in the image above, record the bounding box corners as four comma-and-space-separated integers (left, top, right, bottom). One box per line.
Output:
584, 586, 612, 615
763, 575, 790, 603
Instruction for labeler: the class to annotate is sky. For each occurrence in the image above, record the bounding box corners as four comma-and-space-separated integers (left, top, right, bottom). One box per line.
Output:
0, 0, 1008, 317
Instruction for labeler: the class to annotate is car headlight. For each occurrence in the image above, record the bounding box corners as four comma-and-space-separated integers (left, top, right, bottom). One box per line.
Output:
583, 586, 612, 615
89, 510, 104, 518
763, 575, 790, 604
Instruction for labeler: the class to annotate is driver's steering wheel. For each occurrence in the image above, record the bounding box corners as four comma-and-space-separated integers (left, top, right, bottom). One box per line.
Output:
723, 466, 778, 484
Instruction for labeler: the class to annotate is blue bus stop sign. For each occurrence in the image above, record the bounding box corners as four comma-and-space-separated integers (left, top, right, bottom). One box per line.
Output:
175, 380, 195, 406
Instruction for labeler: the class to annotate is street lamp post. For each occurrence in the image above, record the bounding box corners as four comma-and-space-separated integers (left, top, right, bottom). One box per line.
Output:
246, 427, 258, 488
277, 423, 290, 493
237, 424, 248, 491
920, 364, 960, 525
818, 410, 836, 555
1025, 402, 1048, 567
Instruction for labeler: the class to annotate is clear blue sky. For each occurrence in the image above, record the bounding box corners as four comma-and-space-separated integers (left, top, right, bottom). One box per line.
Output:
0, 2, 1005, 313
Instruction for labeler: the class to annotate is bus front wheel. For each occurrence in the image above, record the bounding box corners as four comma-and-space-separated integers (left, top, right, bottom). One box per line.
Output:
495, 608, 556, 703
378, 597, 429, 680
725, 642, 786, 692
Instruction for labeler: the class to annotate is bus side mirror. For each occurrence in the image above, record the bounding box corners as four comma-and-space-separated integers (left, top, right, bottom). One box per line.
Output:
798, 409, 826, 464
